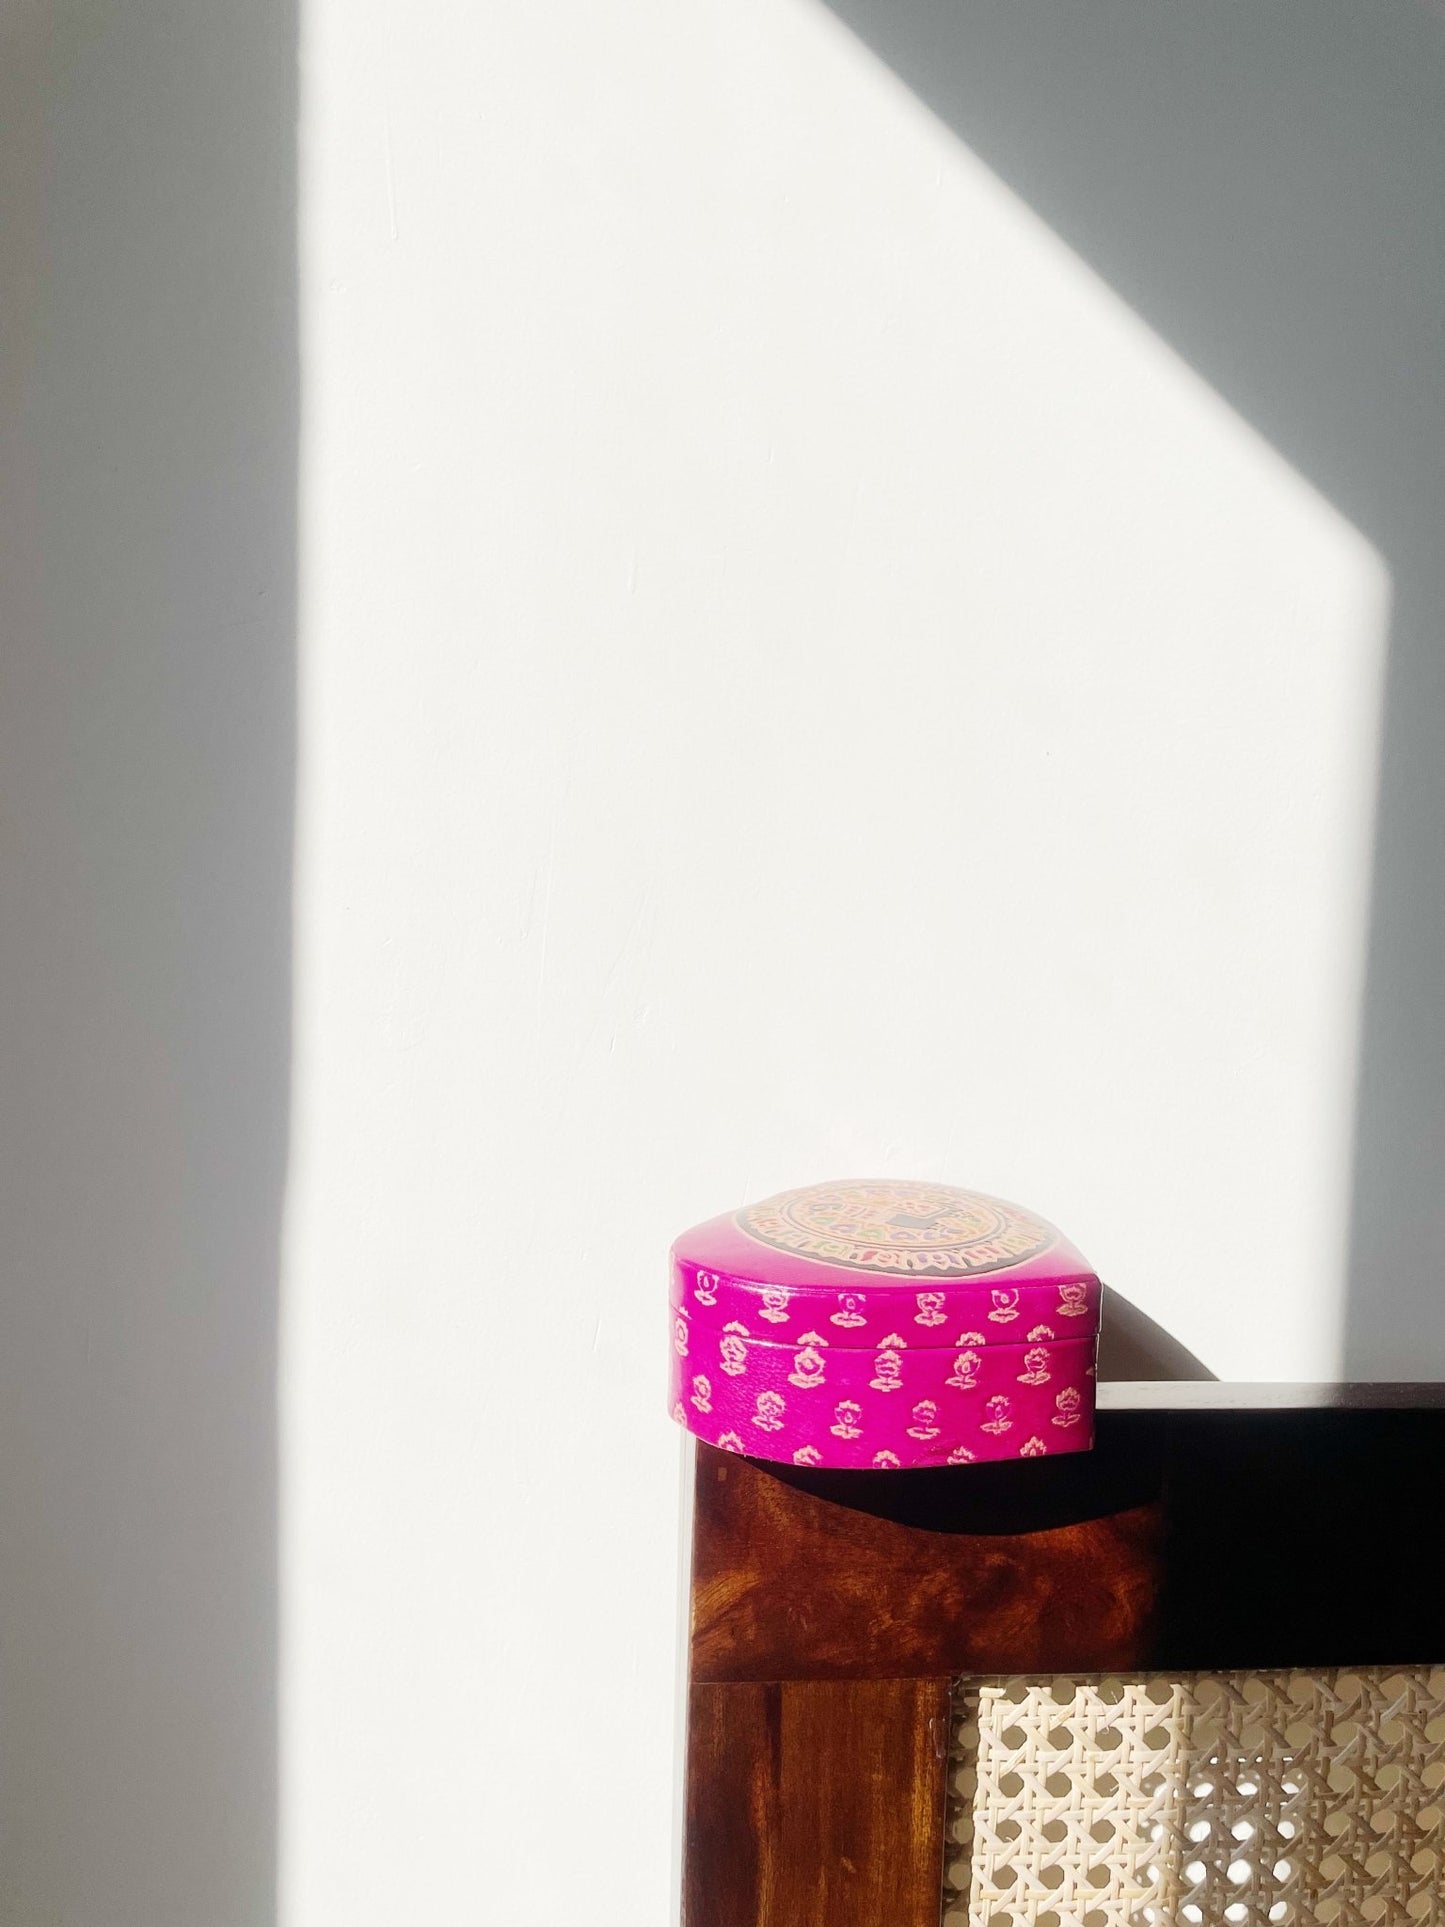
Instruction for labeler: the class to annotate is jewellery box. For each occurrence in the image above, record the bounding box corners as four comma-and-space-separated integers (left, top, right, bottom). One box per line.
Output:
668, 1178, 1100, 1470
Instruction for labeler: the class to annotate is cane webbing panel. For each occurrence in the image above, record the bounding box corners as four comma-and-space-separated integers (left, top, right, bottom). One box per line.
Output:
943, 1669, 1445, 1927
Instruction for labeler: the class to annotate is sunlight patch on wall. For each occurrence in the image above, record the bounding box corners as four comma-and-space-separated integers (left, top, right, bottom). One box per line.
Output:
649, 0, 1391, 1380
283, 0, 1387, 1919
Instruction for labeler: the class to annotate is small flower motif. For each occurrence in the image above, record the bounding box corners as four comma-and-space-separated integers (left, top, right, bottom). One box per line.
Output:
787, 1334, 828, 1390
792, 1445, 823, 1467
869, 1348, 904, 1393
1027, 1324, 1056, 1342
672, 1401, 686, 1424
830, 1292, 868, 1329
981, 1394, 1013, 1436
872, 1450, 901, 1469
947, 1443, 977, 1465
690, 1374, 713, 1413
830, 1399, 863, 1440
1017, 1345, 1051, 1387
751, 1390, 786, 1432
758, 1286, 791, 1324
717, 1431, 745, 1453
719, 1321, 749, 1377
673, 1314, 689, 1357
954, 1330, 986, 1346
946, 1349, 982, 1391
988, 1288, 1021, 1323
914, 1291, 947, 1327
907, 1399, 940, 1441
1057, 1282, 1091, 1318
692, 1270, 719, 1307
1052, 1386, 1083, 1428
1019, 1435, 1047, 1458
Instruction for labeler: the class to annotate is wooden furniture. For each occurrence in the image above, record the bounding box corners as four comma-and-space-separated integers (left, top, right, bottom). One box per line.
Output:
679, 1384, 1445, 1926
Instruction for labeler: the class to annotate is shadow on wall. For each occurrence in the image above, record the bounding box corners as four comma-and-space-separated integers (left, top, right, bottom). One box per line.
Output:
0, 3, 295, 1923
817, 0, 1445, 1377
1095, 1288, 1214, 1384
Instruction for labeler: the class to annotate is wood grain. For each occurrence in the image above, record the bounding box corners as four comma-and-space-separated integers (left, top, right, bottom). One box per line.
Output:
678, 1402, 1445, 1925
690, 1444, 1163, 1683
683, 1678, 949, 1927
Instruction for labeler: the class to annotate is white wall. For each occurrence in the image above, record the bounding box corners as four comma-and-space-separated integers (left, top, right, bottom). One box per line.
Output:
285, 0, 1385, 1921
0, 0, 1402, 1923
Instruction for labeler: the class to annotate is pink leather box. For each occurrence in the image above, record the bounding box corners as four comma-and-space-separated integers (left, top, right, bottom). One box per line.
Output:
668, 1179, 1101, 1470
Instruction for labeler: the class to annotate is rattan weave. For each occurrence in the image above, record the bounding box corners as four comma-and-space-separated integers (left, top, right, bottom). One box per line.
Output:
943, 1669, 1445, 1927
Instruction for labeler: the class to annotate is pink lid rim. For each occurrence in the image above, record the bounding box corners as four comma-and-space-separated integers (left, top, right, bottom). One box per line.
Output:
671, 1254, 1099, 1349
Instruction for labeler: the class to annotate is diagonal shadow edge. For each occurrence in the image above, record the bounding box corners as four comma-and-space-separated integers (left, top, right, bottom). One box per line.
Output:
812, 0, 1445, 1377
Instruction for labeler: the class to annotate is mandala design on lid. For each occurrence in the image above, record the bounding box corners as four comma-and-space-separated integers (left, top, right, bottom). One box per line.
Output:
736, 1179, 1054, 1277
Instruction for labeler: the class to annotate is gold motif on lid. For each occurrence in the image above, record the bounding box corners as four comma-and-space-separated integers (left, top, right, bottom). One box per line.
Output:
737, 1179, 1054, 1278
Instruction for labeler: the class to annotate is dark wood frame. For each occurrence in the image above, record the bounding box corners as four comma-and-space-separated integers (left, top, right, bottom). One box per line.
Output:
679, 1384, 1445, 1926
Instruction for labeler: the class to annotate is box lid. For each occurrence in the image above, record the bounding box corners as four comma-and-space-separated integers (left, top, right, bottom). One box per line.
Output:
671, 1178, 1099, 1348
